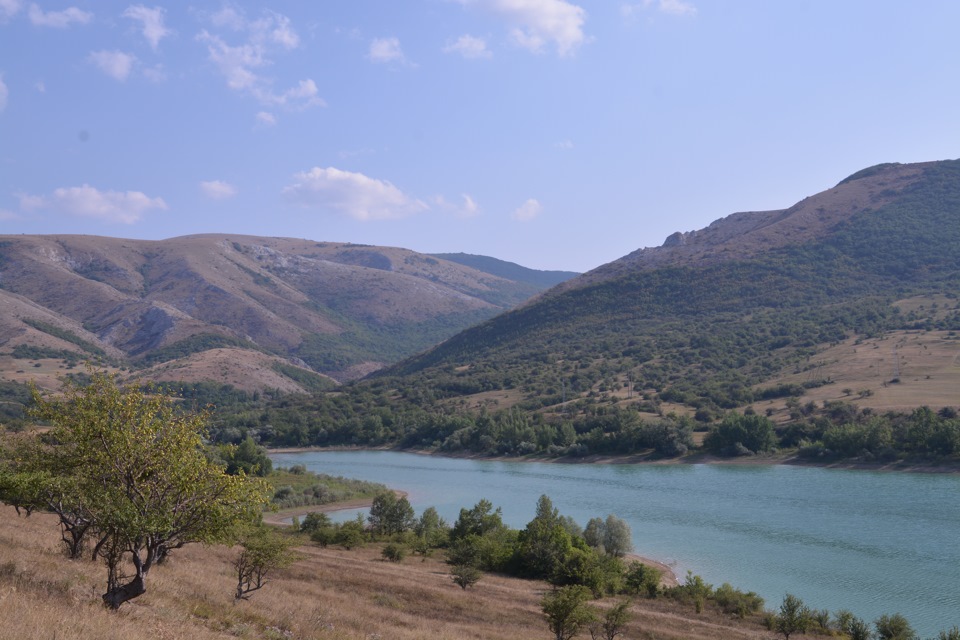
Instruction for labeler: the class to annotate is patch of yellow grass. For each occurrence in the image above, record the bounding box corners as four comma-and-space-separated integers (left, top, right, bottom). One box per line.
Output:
0, 505, 774, 640
760, 330, 960, 415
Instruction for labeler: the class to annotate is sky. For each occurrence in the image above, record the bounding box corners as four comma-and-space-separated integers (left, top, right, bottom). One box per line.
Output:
0, 1, 958, 272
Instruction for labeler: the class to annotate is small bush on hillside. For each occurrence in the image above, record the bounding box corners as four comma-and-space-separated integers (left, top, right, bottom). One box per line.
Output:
382, 543, 406, 563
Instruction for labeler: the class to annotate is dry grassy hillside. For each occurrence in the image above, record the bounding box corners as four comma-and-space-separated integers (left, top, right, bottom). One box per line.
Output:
0, 234, 562, 387
0, 505, 775, 640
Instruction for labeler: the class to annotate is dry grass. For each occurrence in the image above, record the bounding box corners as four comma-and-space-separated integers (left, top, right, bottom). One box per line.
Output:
0, 505, 779, 640
759, 329, 960, 417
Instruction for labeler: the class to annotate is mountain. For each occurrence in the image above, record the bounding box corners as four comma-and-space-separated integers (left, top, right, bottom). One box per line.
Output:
378, 159, 960, 415
0, 234, 569, 394
429, 253, 578, 290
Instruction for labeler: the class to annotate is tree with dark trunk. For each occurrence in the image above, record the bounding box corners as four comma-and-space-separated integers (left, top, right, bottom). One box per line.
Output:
1, 372, 268, 609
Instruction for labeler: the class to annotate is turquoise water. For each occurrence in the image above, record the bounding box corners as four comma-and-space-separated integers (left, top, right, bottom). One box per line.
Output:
270, 450, 960, 636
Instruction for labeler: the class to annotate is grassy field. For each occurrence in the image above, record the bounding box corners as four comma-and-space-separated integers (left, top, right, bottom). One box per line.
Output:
0, 505, 779, 640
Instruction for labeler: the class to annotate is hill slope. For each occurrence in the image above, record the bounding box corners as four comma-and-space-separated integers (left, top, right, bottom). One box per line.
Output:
0, 235, 565, 393
381, 159, 960, 414
430, 252, 578, 290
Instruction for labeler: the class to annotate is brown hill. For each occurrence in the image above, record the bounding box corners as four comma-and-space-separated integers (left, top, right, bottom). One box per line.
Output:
0, 504, 774, 640
0, 234, 567, 390
553, 161, 934, 294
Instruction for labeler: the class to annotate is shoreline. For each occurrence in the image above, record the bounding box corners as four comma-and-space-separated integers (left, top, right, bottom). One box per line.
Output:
268, 444, 960, 475
262, 489, 680, 588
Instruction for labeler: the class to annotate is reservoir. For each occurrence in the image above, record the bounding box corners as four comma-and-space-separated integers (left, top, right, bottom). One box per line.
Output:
271, 450, 960, 636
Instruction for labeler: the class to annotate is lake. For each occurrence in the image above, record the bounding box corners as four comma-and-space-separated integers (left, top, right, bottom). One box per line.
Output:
270, 450, 960, 636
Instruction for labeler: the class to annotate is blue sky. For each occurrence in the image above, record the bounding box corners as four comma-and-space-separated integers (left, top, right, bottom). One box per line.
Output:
1, 1, 958, 271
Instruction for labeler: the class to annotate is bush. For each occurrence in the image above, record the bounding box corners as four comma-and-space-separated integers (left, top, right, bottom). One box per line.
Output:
713, 582, 764, 618
451, 564, 481, 590
624, 561, 661, 598
299, 512, 332, 534
382, 543, 407, 563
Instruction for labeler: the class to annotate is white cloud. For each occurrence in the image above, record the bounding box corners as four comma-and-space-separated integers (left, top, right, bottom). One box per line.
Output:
256, 111, 276, 126
251, 11, 298, 49
197, 9, 324, 111
267, 78, 325, 108
433, 193, 480, 218
27, 3, 91, 28
283, 167, 428, 221
461, 194, 480, 216
142, 64, 166, 82
210, 5, 244, 30
0, 0, 21, 22
554, 139, 574, 149
622, 0, 697, 18
20, 184, 167, 224
459, 0, 586, 57
0, 208, 18, 221
88, 50, 137, 81
512, 198, 542, 221
0, 74, 7, 114
367, 37, 407, 64
123, 5, 172, 51
34, 80, 45, 92
200, 180, 237, 200
443, 34, 492, 59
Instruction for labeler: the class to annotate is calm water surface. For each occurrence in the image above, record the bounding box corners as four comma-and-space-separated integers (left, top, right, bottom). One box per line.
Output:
270, 450, 960, 636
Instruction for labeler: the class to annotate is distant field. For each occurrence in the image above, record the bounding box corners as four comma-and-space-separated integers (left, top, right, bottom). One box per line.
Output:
762, 330, 960, 414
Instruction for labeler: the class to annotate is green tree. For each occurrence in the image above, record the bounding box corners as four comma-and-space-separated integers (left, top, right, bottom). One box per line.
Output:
775, 593, 810, 639
542, 585, 595, 640
624, 561, 661, 598
516, 495, 575, 579
368, 491, 415, 536
937, 627, 960, 640
299, 512, 332, 534
4, 373, 267, 609
704, 413, 777, 456
221, 436, 273, 476
233, 524, 297, 600
874, 613, 917, 640
583, 517, 604, 550
451, 498, 505, 540
588, 599, 631, 640
602, 515, 633, 558
849, 617, 873, 640
451, 563, 482, 589
413, 506, 448, 553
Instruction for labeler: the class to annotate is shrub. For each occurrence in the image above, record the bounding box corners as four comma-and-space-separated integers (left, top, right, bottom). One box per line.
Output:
713, 582, 764, 618
624, 561, 661, 598
382, 542, 407, 563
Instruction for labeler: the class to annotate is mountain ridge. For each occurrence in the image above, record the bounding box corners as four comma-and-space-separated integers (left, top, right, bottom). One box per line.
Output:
376, 159, 960, 415
0, 234, 575, 393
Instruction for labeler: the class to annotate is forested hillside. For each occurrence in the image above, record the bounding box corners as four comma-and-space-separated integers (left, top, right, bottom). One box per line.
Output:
204, 160, 960, 464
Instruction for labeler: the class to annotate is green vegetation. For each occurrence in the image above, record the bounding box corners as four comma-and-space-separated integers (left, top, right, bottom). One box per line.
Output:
542, 585, 594, 640
0, 380, 31, 431
11, 344, 83, 363
22, 318, 105, 356
293, 307, 494, 372
194, 162, 960, 468
232, 523, 297, 601
270, 361, 335, 392
266, 466, 385, 511
430, 252, 578, 290
135, 333, 263, 367
0, 373, 267, 608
